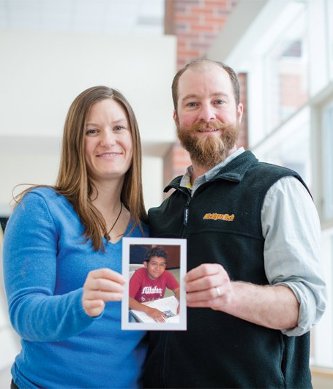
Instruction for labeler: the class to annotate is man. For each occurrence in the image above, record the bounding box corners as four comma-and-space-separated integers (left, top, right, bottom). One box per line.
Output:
143, 59, 326, 388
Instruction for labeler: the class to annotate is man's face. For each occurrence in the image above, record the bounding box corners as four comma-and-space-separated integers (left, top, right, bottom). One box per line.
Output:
174, 64, 243, 168
145, 256, 167, 280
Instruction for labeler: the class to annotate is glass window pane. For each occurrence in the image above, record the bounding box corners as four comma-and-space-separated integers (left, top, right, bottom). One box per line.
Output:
264, 6, 308, 132
328, 0, 333, 80
262, 128, 310, 184
322, 102, 333, 220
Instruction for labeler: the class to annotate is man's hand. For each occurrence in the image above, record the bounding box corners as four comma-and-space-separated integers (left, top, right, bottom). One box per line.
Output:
185, 263, 299, 330
185, 263, 232, 309
82, 268, 125, 317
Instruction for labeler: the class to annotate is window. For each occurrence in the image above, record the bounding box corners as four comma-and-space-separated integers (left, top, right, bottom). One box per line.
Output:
322, 101, 333, 221
328, 0, 333, 79
264, 5, 308, 132
228, 0, 333, 369
312, 229, 333, 367
252, 107, 312, 187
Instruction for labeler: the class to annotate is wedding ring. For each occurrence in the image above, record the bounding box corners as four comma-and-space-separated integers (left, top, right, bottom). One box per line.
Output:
216, 287, 222, 297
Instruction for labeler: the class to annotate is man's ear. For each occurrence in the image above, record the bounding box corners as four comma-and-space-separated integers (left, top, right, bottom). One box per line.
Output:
237, 103, 243, 124
173, 110, 179, 126
143, 261, 148, 268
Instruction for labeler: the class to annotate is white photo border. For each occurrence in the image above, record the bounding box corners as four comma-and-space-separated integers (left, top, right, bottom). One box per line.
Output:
121, 237, 187, 331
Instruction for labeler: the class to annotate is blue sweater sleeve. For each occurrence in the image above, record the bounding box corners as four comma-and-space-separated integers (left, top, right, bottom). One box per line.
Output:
3, 191, 95, 341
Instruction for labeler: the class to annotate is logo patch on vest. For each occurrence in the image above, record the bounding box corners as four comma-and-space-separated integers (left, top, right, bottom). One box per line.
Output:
203, 213, 235, 222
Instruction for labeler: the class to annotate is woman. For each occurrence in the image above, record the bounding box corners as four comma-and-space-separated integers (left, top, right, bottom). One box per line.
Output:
3, 86, 148, 388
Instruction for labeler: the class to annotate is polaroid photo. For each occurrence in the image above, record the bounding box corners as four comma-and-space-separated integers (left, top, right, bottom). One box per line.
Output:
121, 237, 187, 331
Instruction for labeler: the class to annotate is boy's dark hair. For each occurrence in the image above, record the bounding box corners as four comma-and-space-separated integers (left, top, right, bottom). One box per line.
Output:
144, 246, 168, 263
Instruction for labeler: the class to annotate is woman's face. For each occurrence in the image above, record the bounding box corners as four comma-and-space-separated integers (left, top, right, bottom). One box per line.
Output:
84, 98, 133, 185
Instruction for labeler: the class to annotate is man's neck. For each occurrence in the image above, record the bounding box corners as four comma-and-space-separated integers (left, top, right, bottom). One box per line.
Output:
190, 145, 238, 183
190, 163, 211, 183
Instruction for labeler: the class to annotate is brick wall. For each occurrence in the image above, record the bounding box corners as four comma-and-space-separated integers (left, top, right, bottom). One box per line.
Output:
165, 0, 238, 69
163, 0, 247, 190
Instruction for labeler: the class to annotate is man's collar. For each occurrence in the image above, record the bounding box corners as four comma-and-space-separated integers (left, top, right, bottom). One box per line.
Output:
180, 147, 245, 189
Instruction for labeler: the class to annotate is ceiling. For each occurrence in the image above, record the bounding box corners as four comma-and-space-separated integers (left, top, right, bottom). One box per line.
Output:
0, 0, 165, 35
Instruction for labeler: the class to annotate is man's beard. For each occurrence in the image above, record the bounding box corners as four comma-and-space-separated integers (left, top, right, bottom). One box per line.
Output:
177, 120, 239, 169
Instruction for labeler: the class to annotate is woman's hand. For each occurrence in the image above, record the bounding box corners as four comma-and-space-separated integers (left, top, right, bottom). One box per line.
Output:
82, 268, 125, 317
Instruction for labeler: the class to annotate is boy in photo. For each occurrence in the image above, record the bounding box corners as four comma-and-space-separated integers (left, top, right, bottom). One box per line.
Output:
129, 246, 180, 322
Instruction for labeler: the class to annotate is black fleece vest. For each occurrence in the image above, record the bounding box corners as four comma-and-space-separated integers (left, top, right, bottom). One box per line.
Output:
144, 151, 312, 388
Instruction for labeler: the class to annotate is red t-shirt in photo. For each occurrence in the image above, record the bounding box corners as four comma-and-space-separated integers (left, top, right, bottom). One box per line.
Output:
129, 267, 179, 303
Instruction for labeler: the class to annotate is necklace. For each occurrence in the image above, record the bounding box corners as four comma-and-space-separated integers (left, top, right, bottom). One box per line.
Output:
105, 202, 123, 240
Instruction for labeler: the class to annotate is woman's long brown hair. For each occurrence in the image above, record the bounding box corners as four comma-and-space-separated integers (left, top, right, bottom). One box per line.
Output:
16, 86, 147, 251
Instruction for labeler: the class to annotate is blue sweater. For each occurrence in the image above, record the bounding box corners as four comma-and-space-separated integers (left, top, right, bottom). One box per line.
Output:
3, 187, 147, 388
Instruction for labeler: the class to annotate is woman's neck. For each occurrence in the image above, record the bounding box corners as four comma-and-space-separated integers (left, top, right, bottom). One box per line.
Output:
91, 180, 129, 243
91, 179, 123, 214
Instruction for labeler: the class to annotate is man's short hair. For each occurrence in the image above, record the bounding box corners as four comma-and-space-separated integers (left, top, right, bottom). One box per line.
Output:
171, 58, 240, 111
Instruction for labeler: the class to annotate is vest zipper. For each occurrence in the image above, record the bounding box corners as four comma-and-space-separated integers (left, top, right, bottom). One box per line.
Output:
183, 196, 191, 226
170, 187, 191, 237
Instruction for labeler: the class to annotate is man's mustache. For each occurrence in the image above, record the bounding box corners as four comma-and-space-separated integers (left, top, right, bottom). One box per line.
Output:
190, 121, 234, 133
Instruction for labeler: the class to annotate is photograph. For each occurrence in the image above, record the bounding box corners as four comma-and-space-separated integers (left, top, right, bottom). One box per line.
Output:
121, 237, 187, 331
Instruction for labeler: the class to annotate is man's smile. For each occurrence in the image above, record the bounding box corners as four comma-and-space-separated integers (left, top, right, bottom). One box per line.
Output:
197, 128, 219, 133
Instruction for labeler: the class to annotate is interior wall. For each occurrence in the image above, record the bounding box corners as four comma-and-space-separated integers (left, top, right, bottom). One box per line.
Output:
0, 30, 177, 214
0, 30, 176, 141
142, 156, 163, 209
0, 147, 163, 215
0, 149, 59, 215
